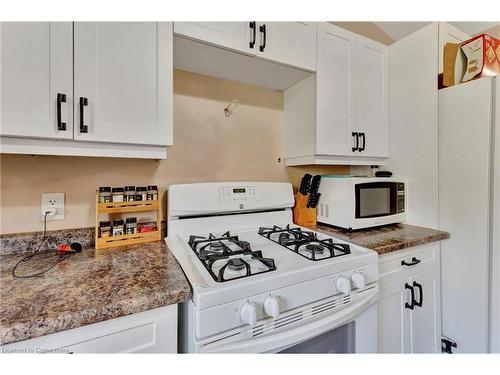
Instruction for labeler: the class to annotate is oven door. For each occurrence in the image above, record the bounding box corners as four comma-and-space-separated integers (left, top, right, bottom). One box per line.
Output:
198, 288, 378, 354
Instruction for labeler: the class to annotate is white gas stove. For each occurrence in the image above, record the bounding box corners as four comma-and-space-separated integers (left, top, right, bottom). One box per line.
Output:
166, 182, 379, 353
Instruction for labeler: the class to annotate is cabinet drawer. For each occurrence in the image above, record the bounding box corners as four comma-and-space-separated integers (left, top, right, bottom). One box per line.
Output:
379, 243, 440, 284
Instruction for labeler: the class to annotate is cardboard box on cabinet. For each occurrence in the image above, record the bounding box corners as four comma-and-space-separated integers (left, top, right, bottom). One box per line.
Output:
443, 34, 500, 87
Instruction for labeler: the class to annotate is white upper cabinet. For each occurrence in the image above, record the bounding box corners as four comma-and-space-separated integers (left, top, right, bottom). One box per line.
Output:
316, 23, 355, 156
173, 22, 252, 55
73, 22, 173, 146
283, 23, 389, 166
438, 23, 470, 74
355, 35, 389, 157
255, 22, 316, 71
174, 21, 316, 72
1, 22, 73, 139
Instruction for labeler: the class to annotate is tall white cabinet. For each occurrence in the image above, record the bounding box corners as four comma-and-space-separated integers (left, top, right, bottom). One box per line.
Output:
1, 22, 173, 158
0, 22, 73, 139
284, 22, 389, 166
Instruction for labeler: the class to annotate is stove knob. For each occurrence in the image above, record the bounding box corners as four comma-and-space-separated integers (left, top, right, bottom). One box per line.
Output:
240, 302, 258, 326
263, 295, 281, 318
351, 272, 366, 289
336, 276, 352, 294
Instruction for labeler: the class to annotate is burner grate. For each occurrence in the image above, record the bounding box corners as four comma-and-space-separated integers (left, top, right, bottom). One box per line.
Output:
188, 231, 276, 282
258, 225, 351, 261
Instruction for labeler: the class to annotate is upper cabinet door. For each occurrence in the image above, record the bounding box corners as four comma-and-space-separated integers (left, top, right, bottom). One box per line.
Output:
315, 23, 355, 156
256, 22, 316, 71
73, 22, 173, 146
1, 22, 73, 139
438, 22, 469, 74
355, 35, 389, 157
174, 22, 253, 55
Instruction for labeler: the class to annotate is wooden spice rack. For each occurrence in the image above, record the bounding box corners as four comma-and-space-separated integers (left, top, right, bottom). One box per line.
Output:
95, 191, 161, 250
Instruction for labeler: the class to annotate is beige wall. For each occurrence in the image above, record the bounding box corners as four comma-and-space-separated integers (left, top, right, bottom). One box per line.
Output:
0, 70, 347, 234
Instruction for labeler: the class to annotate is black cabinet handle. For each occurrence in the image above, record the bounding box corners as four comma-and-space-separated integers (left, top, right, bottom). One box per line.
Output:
413, 281, 423, 308
57, 93, 67, 131
359, 132, 366, 152
249, 22, 256, 49
401, 257, 421, 267
404, 283, 415, 310
79, 97, 88, 134
352, 132, 359, 152
259, 24, 266, 52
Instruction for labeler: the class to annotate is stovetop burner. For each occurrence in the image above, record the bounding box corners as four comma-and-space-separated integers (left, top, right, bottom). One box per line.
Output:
259, 225, 351, 261
188, 231, 276, 282
305, 244, 325, 255
227, 258, 246, 271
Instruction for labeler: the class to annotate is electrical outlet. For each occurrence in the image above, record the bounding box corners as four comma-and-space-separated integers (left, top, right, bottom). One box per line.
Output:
41, 193, 65, 221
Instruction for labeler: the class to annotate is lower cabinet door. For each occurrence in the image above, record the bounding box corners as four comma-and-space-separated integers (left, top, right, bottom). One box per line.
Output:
377, 278, 412, 353
1, 305, 177, 353
410, 267, 441, 353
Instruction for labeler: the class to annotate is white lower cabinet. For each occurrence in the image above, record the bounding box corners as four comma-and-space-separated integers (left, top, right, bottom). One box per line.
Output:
1, 305, 178, 354
378, 244, 442, 353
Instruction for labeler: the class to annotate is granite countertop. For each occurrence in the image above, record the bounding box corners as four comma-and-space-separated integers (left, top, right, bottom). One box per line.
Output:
0, 240, 191, 346
315, 223, 450, 255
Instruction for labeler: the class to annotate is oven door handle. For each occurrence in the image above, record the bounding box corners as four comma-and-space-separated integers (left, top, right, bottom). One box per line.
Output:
200, 287, 378, 353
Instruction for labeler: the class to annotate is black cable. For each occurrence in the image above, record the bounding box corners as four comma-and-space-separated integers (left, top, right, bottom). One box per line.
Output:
12, 211, 68, 279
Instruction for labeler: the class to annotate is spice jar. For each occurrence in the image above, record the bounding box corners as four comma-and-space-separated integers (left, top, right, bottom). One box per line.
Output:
125, 217, 138, 235
136, 186, 147, 201
98, 187, 112, 203
112, 219, 124, 236
124, 186, 136, 202
147, 185, 158, 201
99, 221, 111, 238
111, 187, 124, 202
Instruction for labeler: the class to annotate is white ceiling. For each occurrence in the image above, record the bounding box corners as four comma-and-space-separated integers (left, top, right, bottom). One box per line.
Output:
374, 22, 500, 42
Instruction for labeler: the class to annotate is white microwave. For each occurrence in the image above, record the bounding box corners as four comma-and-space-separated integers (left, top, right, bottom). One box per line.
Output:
317, 176, 406, 230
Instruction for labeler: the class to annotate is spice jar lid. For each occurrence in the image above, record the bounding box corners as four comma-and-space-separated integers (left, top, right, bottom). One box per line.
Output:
99, 221, 111, 227
111, 187, 124, 193
126, 217, 137, 224
99, 186, 111, 192
112, 219, 124, 226
124, 186, 136, 191
137, 186, 147, 192
148, 185, 158, 190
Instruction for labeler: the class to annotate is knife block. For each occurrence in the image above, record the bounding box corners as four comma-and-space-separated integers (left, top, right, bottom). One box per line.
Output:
293, 192, 317, 229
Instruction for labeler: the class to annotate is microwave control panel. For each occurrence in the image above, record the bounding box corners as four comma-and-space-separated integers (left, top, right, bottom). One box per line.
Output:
397, 183, 405, 213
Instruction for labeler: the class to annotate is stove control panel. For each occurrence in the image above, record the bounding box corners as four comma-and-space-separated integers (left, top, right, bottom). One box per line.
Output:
219, 186, 260, 204
195, 262, 379, 338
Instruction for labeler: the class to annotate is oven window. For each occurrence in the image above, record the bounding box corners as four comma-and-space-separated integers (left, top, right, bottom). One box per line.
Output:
277, 322, 355, 354
355, 182, 397, 219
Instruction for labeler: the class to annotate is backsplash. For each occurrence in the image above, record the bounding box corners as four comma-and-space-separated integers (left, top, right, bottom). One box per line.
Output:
0, 69, 348, 234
